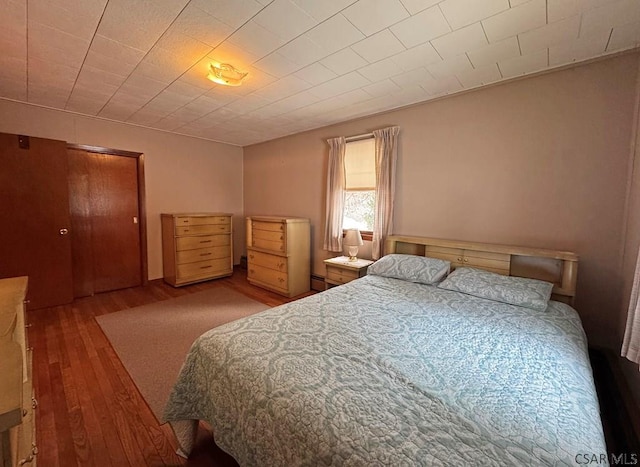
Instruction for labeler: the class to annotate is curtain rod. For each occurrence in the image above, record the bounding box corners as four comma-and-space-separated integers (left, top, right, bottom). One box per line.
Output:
345, 132, 374, 142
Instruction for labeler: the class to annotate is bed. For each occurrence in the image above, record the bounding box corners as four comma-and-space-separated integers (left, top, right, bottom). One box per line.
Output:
163, 235, 607, 466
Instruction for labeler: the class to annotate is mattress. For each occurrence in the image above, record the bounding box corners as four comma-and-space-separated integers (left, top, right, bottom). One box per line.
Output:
163, 274, 607, 466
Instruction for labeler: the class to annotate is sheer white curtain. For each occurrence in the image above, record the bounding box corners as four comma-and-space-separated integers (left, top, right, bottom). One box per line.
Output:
623, 246, 640, 367
323, 137, 346, 252
372, 126, 400, 260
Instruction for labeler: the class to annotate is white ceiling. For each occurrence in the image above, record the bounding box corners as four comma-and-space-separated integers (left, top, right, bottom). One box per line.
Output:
1, 0, 639, 146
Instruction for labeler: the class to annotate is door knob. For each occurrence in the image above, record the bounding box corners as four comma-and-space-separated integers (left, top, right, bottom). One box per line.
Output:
59, 228, 69, 235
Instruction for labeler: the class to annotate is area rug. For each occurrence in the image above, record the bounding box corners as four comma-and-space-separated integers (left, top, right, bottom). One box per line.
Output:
95, 286, 270, 420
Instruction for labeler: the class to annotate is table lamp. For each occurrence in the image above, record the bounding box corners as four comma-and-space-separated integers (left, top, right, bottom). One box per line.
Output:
344, 229, 364, 261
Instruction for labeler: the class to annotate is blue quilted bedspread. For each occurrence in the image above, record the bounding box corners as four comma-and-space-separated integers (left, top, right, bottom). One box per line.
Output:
163, 275, 607, 466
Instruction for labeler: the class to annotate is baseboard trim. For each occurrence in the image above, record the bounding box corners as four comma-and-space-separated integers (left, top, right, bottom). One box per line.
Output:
311, 274, 324, 292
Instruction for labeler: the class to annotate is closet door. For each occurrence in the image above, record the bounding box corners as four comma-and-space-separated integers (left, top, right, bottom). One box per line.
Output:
68, 149, 142, 296
0, 133, 74, 309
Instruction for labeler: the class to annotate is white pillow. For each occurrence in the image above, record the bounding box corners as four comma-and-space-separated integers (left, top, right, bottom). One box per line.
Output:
367, 254, 450, 285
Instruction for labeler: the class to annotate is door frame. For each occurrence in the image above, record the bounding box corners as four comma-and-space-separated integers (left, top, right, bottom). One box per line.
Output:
67, 143, 149, 286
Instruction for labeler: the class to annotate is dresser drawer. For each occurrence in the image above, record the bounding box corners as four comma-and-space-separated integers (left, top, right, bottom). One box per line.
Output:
176, 215, 230, 226
177, 246, 230, 264
177, 258, 231, 280
176, 234, 230, 251
251, 220, 285, 232
326, 266, 359, 284
248, 264, 288, 290
176, 224, 231, 236
248, 250, 287, 273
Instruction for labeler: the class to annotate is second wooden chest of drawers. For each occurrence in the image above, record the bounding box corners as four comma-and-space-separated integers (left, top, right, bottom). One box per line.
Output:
246, 216, 310, 297
161, 213, 233, 287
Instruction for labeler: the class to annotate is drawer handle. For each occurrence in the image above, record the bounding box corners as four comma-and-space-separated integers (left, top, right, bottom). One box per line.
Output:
278, 277, 285, 283
183, 229, 190, 232
200, 265, 212, 269
200, 240, 212, 244
24, 299, 30, 304
249, 269, 255, 274
25, 323, 33, 328
18, 444, 37, 465
200, 252, 212, 256
457, 257, 462, 262
463, 258, 468, 262
219, 226, 225, 230
32, 397, 38, 409
182, 220, 189, 223
22, 409, 27, 417
249, 254, 254, 259
277, 263, 284, 269
27, 346, 33, 352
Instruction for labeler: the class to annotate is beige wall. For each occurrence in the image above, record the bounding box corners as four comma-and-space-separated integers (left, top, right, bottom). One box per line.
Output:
0, 99, 244, 280
244, 52, 640, 350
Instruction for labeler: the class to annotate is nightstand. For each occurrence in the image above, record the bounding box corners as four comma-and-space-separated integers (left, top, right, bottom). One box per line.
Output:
324, 256, 374, 290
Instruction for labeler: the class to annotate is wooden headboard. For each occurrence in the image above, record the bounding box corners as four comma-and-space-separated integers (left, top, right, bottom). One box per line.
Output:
385, 235, 578, 305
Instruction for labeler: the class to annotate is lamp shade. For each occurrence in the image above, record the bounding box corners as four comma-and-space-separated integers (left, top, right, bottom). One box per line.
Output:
343, 229, 363, 247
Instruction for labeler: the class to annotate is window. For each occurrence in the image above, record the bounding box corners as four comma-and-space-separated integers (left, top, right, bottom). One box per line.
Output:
343, 138, 375, 233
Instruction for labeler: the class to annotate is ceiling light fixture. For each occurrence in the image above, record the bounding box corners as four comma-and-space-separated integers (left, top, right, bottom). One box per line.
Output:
207, 62, 248, 87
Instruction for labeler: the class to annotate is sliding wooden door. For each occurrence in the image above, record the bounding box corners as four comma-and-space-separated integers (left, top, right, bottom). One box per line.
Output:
0, 133, 74, 309
68, 149, 142, 296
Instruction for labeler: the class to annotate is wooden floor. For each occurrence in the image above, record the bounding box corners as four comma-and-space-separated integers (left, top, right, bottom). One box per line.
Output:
27, 268, 308, 467
26, 268, 632, 466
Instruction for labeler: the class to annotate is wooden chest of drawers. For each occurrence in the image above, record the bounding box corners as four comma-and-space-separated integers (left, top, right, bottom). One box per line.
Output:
161, 213, 233, 287
0, 276, 37, 467
246, 216, 310, 297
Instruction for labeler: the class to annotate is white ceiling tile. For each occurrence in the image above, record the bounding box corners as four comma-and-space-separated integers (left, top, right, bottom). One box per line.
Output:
309, 71, 370, 99
29, 0, 106, 41
467, 36, 520, 68
421, 75, 463, 95
66, 94, 108, 115
351, 29, 406, 63
28, 84, 71, 107
127, 110, 165, 126
343, 0, 410, 36
391, 42, 442, 71
277, 35, 328, 67
398, 0, 441, 15
165, 80, 208, 100
253, 0, 317, 41
253, 52, 303, 77
97, 0, 189, 52
549, 30, 610, 66
294, 63, 339, 84
98, 101, 141, 120
519, 16, 580, 54
498, 49, 547, 78
362, 78, 402, 97
321, 48, 369, 75
0, 0, 26, 59
228, 20, 286, 58
482, 0, 546, 43
171, 4, 233, 48
305, 14, 366, 55
608, 20, 640, 52
182, 95, 227, 114
28, 57, 78, 89
191, 0, 265, 29
153, 31, 213, 64
224, 94, 272, 113
456, 62, 501, 87
357, 56, 403, 81
547, 0, 619, 23
74, 65, 126, 91
0, 56, 26, 83
426, 54, 473, 78
28, 21, 91, 67
390, 67, 433, 87
119, 74, 169, 99
209, 43, 260, 72
431, 22, 488, 58
439, 0, 509, 30
390, 6, 451, 48
253, 75, 312, 102
84, 35, 146, 77
292, 0, 358, 22
581, 0, 640, 37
